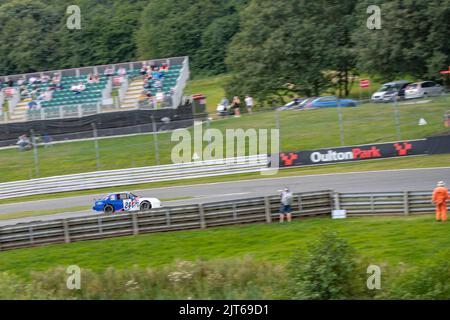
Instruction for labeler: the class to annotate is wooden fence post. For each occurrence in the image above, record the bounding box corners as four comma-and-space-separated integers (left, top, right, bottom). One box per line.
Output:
28, 226, 35, 245
333, 192, 341, 210
370, 195, 375, 213
165, 208, 171, 226
264, 196, 272, 223
404, 191, 410, 216
232, 203, 237, 221
298, 194, 303, 211
198, 204, 206, 229
132, 213, 139, 235
63, 220, 71, 243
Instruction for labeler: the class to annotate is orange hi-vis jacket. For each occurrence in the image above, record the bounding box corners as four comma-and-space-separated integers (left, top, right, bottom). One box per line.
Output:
432, 187, 450, 204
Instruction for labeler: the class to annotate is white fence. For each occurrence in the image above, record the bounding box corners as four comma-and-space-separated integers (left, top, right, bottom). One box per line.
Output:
0, 155, 269, 199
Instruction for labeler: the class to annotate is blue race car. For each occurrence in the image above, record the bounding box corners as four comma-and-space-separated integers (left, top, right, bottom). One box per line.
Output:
305, 96, 359, 108
92, 192, 161, 214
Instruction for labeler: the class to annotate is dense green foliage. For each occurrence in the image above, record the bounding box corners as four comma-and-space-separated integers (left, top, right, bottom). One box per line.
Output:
0, 0, 449, 100
1, 221, 449, 299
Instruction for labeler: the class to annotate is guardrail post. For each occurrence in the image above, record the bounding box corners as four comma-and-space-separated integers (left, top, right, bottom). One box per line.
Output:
29, 226, 34, 245
63, 220, 71, 243
165, 208, 171, 226
333, 192, 341, 210
264, 197, 272, 223
232, 203, 237, 220
198, 204, 206, 229
298, 194, 303, 211
98, 217, 103, 234
370, 195, 375, 213
404, 191, 410, 216
132, 213, 139, 235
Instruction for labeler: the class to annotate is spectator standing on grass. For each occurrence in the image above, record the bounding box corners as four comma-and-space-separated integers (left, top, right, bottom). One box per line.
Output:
245, 95, 254, 114
432, 181, 450, 222
279, 187, 293, 223
231, 96, 241, 117
220, 97, 229, 108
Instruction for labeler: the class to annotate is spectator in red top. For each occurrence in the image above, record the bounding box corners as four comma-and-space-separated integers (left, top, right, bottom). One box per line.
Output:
159, 63, 169, 73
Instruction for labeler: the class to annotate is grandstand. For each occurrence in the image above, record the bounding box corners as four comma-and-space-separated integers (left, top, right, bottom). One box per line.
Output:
0, 56, 189, 123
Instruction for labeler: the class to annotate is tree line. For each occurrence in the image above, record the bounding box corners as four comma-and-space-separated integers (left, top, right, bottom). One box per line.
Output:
0, 0, 449, 102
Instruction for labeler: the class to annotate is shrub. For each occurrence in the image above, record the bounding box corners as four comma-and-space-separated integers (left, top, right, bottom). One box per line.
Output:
285, 232, 368, 300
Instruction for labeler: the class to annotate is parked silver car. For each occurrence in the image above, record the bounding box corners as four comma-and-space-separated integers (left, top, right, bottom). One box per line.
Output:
404, 81, 443, 99
371, 80, 410, 103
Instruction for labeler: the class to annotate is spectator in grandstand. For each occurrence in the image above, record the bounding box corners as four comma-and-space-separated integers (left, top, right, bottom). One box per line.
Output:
231, 96, 241, 117
43, 90, 53, 101
70, 83, 79, 92
52, 73, 61, 84
144, 71, 153, 81
104, 65, 115, 77
77, 82, 86, 93
245, 95, 254, 114
140, 64, 148, 76
144, 78, 152, 89
30, 87, 40, 100
87, 74, 95, 84
41, 74, 50, 83
17, 134, 31, 151
152, 70, 163, 80
279, 187, 293, 223
20, 86, 30, 99
92, 74, 100, 83
29, 76, 39, 84
17, 76, 26, 86
5, 77, 14, 87
159, 63, 169, 73
154, 79, 162, 89
150, 61, 158, 71
27, 101, 38, 110
117, 67, 127, 77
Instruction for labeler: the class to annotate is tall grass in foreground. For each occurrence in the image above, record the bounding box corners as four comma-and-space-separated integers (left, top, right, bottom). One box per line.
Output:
1, 233, 449, 300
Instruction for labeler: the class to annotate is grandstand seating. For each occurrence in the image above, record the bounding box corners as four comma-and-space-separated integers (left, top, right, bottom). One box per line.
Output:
0, 59, 186, 122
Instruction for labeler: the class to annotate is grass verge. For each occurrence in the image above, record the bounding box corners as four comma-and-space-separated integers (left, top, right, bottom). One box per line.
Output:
1, 214, 448, 279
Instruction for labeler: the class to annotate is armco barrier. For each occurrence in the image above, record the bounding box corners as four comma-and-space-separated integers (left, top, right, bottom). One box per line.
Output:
0, 190, 333, 251
334, 191, 434, 216
0, 155, 268, 199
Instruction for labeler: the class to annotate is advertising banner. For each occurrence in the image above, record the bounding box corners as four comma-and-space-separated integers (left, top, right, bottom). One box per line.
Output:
278, 139, 428, 168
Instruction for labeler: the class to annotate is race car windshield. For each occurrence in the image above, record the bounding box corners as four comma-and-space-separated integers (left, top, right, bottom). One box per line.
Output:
130, 193, 138, 198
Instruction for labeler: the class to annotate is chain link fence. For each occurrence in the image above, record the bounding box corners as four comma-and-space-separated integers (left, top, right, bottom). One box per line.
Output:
0, 95, 449, 182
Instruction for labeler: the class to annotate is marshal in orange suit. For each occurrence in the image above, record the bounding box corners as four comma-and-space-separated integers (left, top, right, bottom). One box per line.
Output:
432, 181, 450, 222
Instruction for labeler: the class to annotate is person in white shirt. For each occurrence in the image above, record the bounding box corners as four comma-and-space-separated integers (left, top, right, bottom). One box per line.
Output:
77, 82, 86, 92
245, 95, 254, 114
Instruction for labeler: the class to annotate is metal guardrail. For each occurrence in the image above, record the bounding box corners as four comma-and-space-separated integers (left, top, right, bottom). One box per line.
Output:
0, 155, 269, 199
334, 191, 434, 216
0, 190, 333, 251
